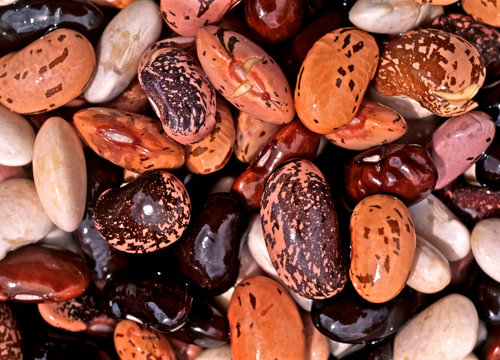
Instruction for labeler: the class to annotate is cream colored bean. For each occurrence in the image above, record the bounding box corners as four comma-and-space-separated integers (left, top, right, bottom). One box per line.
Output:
406, 235, 451, 294
0, 105, 35, 166
409, 194, 470, 261
33, 117, 87, 232
471, 218, 500, 282
394, 294, 478, 360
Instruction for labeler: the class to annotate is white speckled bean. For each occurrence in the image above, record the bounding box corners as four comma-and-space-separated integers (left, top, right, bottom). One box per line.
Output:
471, 218, 500, 282
394, 294, 478, 360
33, 117, 87, 232
0, 178, 53, 259
349, 0, 443, 35
0, 105, 35, 166
409, 194, 470, 261
84, 0, 162, 103
406, 235, 451, 294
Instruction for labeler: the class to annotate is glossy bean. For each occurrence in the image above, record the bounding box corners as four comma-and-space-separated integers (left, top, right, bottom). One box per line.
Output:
0, 0, 105, 53
325, 100, 407, 151
350, 194, 416, 303
244, 0, 305, 43
261, 159, 348, 299
94, 170, 191, 254
0, 244, 90, 303
344, 143, 437, 205
174, 193, 247, 295
73, 107, 185, 173
102, 274, 193, 332
232, 120, 320, 210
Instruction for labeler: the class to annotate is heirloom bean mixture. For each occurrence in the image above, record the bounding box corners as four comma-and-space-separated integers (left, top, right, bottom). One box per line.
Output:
0, 0, 499, 359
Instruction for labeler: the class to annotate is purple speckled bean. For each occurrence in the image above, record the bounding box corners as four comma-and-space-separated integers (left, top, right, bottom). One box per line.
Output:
138, 42, 216, 145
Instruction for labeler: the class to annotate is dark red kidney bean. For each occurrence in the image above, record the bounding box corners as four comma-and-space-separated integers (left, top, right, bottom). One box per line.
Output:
0, 302, 22, 359
344, 144, 437, 205
174, 193, 248, 295
94, 170, 191, 254
169, 297, 229, 348
0, 245, 90, 303
434, 179, 500, 228
427, 13, 500, 83
231, 120, 321, 210
0, 0, 105, 54
244, 0, 305, 44
476, 141, 500, 190
76, 149, 129, 290
310, 284, 425, 344
30, 333, 112, 360
483, 327, 500, 360
472, 270, 500, 327
102, 273, 193, 332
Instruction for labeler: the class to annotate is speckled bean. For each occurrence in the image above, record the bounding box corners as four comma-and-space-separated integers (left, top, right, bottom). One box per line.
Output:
0, 28, 95, 114
350, 194, 416, 303
373, 29, 486, 117
197, 26, 295, 125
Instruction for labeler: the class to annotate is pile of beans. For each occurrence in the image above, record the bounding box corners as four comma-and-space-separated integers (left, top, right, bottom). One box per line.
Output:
0, 0, 499, 359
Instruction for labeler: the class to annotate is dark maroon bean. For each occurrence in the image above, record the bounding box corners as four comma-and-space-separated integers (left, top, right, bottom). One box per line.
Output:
94, 170, 191, 254
476, 141, 500, 190
483, 327, 500, 360
174, 193, 247, 295
31, 333, 112, 360
0, 244, 90, 303
472, 270, 500, 327
434, 179, 500, 228
0, 0, 106, 54
231, 120, 321, 210
448, 250, 478, 291
244, 0, 305, 44
102, 273, 193, 332
311, 284, 425, 344
0, 302, 22, 359
427, 13, 500, 83
169, 297, 229, 348
76, 149, 129, 290
344, 144, 437, 205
